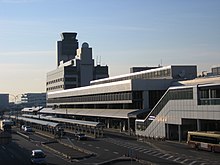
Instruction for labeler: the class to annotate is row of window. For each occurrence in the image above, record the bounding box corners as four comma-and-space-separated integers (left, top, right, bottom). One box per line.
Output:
91, 69, 171, 85
48, 92, 132, 103
198, 86, 220, 105
199, 88, 220, 99
212, 67, 220, 75
48, 91, 143, 104
47, 78, 64, 85
47, 85, 64, 91
58, 102, 143, 109
190, 135, 220, 144
199, 99, 220, 105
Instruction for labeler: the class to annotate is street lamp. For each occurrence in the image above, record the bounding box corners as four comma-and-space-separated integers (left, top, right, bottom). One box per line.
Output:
9, 94, 21, 126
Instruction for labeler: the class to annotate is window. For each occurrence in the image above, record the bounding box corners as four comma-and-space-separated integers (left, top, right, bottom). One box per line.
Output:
191, 135, 219, 144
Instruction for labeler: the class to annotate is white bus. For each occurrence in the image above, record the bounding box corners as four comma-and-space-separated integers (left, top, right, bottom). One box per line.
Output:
187, 131, 220, 152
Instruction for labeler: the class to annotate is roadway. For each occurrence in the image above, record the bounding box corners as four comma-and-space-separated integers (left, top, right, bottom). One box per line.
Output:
0, 131, 73, 165
63, 131, 181, 165
103, 131, 220, 165
63, 130, 220, 165
1, 128, 220, 165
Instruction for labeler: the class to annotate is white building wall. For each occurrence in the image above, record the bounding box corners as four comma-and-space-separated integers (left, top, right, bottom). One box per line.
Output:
48, 80, 133, 99
48, 79, 172, 99
136, 86, 220, 138
46, 66, 65, 91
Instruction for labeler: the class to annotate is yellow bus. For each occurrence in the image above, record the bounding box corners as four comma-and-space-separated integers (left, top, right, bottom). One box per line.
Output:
187, 131, 220, 152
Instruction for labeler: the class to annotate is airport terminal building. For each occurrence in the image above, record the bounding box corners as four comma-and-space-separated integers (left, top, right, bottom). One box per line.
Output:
42, 32, 220, 141
43, 65, 220, 141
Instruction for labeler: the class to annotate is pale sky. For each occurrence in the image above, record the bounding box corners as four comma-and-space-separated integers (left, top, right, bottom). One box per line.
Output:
1, 0, 220, 97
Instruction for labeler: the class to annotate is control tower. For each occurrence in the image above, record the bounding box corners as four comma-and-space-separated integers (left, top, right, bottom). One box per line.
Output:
57, 32, 79, 67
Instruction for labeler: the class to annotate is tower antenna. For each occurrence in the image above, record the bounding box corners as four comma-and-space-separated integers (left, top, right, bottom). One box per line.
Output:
100, 56, 102, 65
96, 56, 98, 65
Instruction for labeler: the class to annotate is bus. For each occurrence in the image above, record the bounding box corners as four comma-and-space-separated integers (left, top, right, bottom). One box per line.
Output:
187, 131, 220, 152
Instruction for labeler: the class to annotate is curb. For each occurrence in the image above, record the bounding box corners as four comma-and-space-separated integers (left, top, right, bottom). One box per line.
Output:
58, 139, 96, 156
95, 156, 135, 165
16, 131, 30, 140
17, 130, 93, 160
95, 156, 156, 165
35, 131, 54, 139
35, 131, 96, 159
41, 142, 95, 160
41, 143, 71, 159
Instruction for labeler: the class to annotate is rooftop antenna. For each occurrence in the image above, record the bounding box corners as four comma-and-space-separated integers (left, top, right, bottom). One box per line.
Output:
100, 56, 102, 65
97, 56, 101, 65
160, 59, 163, 67
96, 56, 98, 65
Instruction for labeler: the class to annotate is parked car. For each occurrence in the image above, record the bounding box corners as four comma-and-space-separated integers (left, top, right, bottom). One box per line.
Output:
75, 133, 87, 140
21, 125, 26, 130
24, 126, 32, 132
31, 149, 47, 164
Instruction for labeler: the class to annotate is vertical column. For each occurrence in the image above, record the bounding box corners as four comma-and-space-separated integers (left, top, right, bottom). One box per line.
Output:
193, 86, 198, 105
142, 91, 149, 110
106, 119, 110, 128
166, 124, 169, 140
101, 127, 103, 137
197, 119, 201, 131
128, 118, 131, 135
178, 125, 182, 142
94, 129, 96, 138
208, 89, 212, 105
123, 121, 126, 131
97, 129, 100, 138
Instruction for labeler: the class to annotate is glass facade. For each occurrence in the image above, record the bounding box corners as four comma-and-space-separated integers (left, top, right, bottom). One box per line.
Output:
48, 91, 132, 103
48, 91, 143, 109
149, 90, 166, 109
198, 85, 220, 105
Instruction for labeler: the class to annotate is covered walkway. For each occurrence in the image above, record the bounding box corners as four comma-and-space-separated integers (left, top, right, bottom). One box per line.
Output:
21, 114, 104, 138
11, 116, 63, 138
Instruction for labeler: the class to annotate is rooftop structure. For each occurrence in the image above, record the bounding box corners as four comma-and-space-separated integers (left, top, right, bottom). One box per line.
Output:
46, 33, 109, 92
130, 66, 160, 73
90, 65, 197, 85
57, 32, 78, 67
211, 66, 220, 76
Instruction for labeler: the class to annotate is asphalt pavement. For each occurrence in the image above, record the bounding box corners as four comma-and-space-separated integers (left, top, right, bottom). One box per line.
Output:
8, 127, 220, 165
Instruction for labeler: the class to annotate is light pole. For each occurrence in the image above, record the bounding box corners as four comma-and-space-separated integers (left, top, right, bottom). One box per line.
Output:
9, 94, 21, 126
